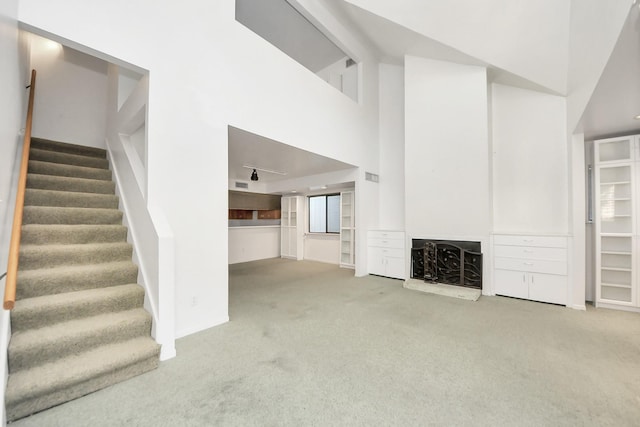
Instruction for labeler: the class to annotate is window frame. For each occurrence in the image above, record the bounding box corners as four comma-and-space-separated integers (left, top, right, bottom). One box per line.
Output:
308, 193, 341, 234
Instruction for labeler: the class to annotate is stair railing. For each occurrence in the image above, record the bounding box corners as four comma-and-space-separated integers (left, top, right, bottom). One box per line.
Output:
4, 69, 36, 310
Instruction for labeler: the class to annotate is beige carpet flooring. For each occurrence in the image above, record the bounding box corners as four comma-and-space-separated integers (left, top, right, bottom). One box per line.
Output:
11, 258, 640, 426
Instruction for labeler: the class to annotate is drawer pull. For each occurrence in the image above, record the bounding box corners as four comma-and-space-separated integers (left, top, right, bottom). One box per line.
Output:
523, 250, 534, 253
523, 262, 534, 266
523, 239, 533, 243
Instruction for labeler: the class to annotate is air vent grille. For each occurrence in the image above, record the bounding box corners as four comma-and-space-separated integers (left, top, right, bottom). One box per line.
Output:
235, 181, 249, 189
365, 172, 379, 183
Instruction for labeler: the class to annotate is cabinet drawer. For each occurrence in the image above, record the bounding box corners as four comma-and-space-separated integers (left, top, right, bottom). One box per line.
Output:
494, 245, 566, 261
368, 230, 404, 240
493, 235, 567, 248
494, 257, 567, 275
367, 237, 404, 249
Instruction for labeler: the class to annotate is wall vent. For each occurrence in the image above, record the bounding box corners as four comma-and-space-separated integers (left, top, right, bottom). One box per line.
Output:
235, 181, 249, 189
365, 172, 379, 183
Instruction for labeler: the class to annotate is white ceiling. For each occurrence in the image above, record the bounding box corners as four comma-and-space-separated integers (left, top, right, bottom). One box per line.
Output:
338, 0, 640, 140
228, 126, 355, 186
579, 6, 640, 140
336, 1, 566, 95
228, 1, 640, 190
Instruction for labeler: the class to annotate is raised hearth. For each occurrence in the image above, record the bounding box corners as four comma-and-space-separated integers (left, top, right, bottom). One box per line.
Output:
410, 239, 482, 289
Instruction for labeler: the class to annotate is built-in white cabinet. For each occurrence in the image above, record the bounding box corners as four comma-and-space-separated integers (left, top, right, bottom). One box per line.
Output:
594, 135, 640, 310
281, 196, 303, 260
493, 234, 568, 305
367, 230, 405, 279
340, 191, 355, 268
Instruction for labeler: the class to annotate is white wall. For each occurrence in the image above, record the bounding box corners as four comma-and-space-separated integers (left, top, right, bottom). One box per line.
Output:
0, 8, 29, 270
0, 1, 30, 423
567, 0, 630, 133
584, 141, 595, 302
29, 34, 108, 148
569, 132, 586, 310
105, 65, 176, 358
378, 63, 404, 230
404, 56, 490, 239
491, 83, 568, 234
229, 226, 280, 264
304, 234, 340, 264
18, 0, 379, 338
315, 56, 358, 102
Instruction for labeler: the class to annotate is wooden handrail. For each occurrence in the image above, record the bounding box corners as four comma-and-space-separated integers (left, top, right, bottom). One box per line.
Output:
4, 70, 36, 310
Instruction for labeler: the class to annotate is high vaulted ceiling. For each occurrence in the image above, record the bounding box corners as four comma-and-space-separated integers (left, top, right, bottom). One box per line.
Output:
579, 5, 640, 140
228, 0, 640, 189
337, 0, 639, 140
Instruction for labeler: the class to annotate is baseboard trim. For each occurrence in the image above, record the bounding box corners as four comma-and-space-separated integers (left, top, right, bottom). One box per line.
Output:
160, 343, 177, 361
175, 316, 229, 339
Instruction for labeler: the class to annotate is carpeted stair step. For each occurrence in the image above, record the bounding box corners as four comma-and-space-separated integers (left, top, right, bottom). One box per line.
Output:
6, 137, 160, 421
25, 188, 119, 209
11, 284, 145, 332
21, 224, 128, 245
30, 137, 107, 159
28, 160, 112, 181
29, 147, 109, 170
5, 337, 160, 422
27, 173, 115, 194
9, 308, 152, 373
19, 242, 133, 270
17, 261, 139, 299
22, 206, 122, 225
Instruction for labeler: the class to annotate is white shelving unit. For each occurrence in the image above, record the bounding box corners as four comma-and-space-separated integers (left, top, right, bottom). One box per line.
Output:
281, 196, 303, 260
594, 135, 638, 309
340, 191, 355, 268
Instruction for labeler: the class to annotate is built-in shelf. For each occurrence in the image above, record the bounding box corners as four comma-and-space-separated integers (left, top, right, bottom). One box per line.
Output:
601, 251, 632, 255
601, 181, 631, 185
340, 191, 355, 269
595, 135, 639, 309
602, 283, 632, 289
601, 267, 632, 272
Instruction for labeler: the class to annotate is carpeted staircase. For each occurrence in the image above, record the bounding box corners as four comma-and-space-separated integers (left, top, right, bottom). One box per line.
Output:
5, 138, 160, 421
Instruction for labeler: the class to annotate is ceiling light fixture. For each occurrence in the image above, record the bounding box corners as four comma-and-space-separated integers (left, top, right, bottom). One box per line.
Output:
634, 115, 640, 120
242, 165, 288, 176
250, 169, 259, 181
309, 185, 328, 191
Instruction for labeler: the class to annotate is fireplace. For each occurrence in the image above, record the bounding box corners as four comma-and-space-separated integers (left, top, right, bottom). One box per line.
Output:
410, 239, 482, 289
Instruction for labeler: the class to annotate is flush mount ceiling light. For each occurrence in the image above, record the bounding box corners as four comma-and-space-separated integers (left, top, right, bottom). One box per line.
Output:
634, 115, 640, 120
309, 185, 328, 191
250, 169, 259, 181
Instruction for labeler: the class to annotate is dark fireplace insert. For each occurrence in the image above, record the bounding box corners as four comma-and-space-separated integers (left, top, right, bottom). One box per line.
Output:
411, 239, 482, 289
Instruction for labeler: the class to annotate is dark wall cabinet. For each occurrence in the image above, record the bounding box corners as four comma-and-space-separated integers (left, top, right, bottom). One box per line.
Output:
228, 191, 281, 219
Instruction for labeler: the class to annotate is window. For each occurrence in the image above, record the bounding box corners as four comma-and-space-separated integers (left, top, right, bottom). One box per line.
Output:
309, 194, 340, 233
